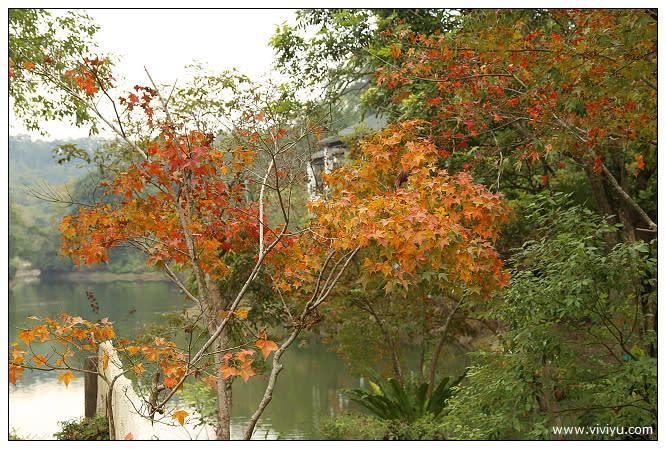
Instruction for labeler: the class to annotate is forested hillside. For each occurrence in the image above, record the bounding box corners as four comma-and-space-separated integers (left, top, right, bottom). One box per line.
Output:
9, 135, 148, 275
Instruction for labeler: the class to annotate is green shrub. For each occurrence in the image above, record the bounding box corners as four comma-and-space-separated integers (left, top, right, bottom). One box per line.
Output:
320, 412, 449, 440
319, 412, 390, 440
53, 415, 110, 440
387, 414, 448, 440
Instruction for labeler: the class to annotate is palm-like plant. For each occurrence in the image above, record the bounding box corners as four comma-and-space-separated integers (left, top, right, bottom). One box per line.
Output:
342, 368, 466, 423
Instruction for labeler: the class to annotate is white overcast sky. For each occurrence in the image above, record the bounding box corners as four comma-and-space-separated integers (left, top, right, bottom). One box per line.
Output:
8, 8, 298, 140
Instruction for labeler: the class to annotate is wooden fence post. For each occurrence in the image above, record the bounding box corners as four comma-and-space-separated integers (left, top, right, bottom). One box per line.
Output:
84, 355, 98, 418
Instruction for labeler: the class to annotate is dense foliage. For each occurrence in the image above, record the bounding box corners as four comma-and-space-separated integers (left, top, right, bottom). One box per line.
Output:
9, 9, 111, 135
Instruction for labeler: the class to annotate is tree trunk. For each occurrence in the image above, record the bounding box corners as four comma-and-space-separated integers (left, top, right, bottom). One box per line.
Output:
205, 273, 233, 440
536, 361, 564, 440
365, 297, 404, 383
427, 294, 464, 397
214, 349, 232, 440
385, 329, 404, 384
585, 167, 621, 248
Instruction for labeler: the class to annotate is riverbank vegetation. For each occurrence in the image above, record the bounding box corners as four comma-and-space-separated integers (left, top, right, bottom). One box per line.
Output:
9, 8, 656, 440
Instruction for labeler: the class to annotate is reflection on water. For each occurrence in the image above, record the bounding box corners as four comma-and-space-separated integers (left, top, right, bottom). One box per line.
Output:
9, 277, 469, 440
229, 338, 361, 439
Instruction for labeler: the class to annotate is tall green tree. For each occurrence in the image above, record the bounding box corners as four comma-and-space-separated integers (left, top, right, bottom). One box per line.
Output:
444, 194, 656, 439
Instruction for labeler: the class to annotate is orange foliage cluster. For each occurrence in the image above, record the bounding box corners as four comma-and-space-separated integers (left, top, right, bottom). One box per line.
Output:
269, 121, 511, 300
9, 314, 116, 387
9, 311, 279, 390
374, 10, 655, 175
59, 129, 259, 279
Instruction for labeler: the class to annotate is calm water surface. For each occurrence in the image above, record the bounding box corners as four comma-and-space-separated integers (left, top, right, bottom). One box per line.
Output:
8, 277, 360, 439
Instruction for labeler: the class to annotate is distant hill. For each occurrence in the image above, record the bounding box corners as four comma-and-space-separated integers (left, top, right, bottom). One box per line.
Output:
9, 134, 101, 223
9, 134, 100, 187
8, 135, 150, 275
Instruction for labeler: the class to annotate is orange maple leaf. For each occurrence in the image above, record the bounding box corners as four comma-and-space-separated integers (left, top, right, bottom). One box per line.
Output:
10, 346, 25, 362
163, 376, 179, 389
220, 364, 239, 379
17, 329, 35, 346
202, 375, 219, 389
125, 345, 140, 354
593, 153, 604, 174
237, 362, 257, 382
33, 325, 50, 342
58, 371, 76, 387
142, 346, 162, 362
636, 155, 645, 171
172, 410, 189, 425
9, 363, 24, 386
133, 363, 145, 376
124, 432, 134, 440
233, 308, 248, 319
255, 339, 279, 360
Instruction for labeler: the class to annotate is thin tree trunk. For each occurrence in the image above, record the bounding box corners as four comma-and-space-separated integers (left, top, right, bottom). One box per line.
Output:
427, 294, 464, 397
205, 273, 233, 440
385, 328, 405, 384
214, 350, 232, 440
242, 326, 301, 439
537, 361, 564, 439
417, 296, 426, 384
364, 297, 404, 384
585, 167, 621, 248
613, 154, 637, 243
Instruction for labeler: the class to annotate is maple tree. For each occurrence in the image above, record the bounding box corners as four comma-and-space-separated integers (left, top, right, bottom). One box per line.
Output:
276, 9, 656, 242
9, 51, 512, 438
10, 45, 378, 439
353, 9, 657, 436
8, 54, 333, 439
267, 120, 510, 391
369, 9, 656, 241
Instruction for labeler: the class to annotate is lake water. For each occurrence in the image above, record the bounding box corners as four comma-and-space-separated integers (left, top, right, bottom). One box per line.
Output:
8, 277, 362, 440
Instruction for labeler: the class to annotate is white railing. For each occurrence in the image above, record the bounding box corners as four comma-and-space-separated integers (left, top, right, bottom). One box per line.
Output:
96, 341, 214, 440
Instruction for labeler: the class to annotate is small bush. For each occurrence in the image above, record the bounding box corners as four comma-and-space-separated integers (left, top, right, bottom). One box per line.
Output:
387, 415, 448, 440
320, 412, 390, 440
320, 412, 449, 440
53, 415, 110, 440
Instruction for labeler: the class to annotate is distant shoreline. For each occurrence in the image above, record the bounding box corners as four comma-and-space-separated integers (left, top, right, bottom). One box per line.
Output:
10, 266, 172, 287
41, 270, 171, 283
